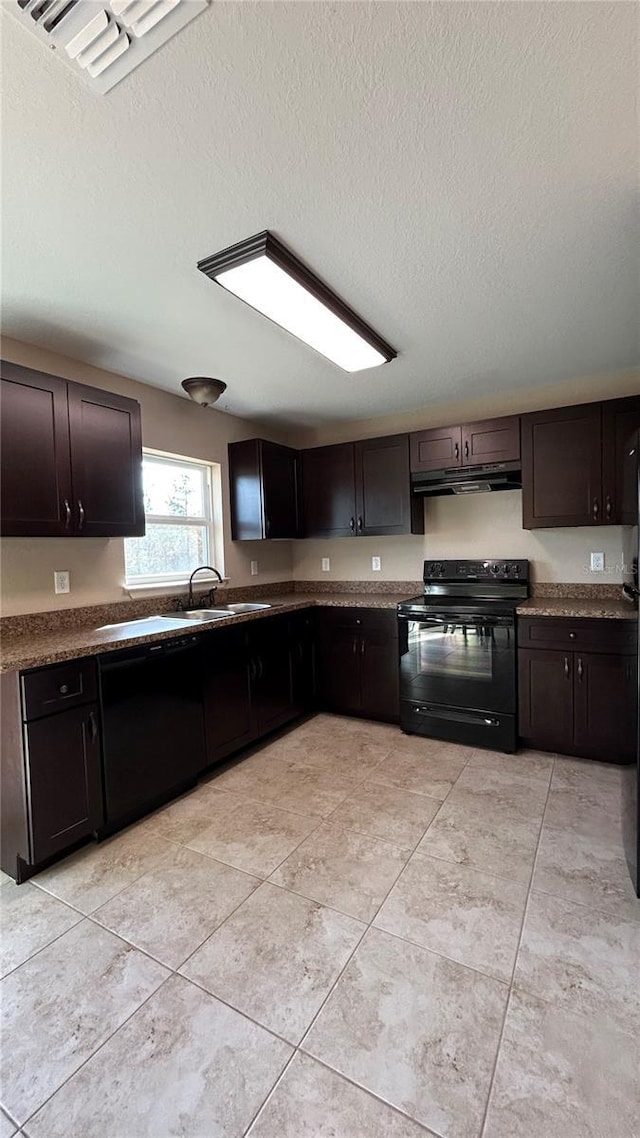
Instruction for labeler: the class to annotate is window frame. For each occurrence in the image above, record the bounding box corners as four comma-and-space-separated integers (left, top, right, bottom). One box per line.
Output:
124, 449, 219, 588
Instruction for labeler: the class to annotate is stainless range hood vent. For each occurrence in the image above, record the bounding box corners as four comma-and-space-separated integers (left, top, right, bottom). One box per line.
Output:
411, 462, 522, 498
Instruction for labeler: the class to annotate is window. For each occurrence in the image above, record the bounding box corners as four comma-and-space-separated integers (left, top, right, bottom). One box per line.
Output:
124, 451, 218, 586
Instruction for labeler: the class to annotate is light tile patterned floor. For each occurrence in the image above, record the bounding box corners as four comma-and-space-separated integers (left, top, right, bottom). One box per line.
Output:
0, 713, 638, 1137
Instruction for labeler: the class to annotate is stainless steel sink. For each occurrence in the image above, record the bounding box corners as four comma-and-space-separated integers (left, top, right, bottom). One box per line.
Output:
159, 609, 233, 623
223, 602, 272, 613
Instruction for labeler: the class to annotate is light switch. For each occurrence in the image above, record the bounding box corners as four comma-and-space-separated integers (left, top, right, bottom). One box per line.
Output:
250, 560, 258, 576
590, 552, 605, 572
321, 557, 330, 572
372, 556, 381, 571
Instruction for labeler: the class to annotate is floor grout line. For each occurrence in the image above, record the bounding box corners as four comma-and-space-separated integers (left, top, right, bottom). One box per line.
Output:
476, 753, 556, 1138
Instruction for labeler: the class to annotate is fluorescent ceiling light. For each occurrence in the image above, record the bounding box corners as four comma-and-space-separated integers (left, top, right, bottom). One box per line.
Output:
197, 232, 396, 373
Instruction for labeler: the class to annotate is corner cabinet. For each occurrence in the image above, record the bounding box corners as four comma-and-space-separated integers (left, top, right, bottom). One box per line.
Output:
1, 360, 145, 537
302, 434, 423, 538
228, 438, 300, 540
518, 617, 637, 762
316, 607, 399, 722
521, 397, 640, 529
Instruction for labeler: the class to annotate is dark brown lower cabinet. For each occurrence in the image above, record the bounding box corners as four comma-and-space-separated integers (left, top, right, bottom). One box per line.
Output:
316, 607, 399, 722
203, 611, 316, 766
518, 617, 637, 763
1, 662, 104, 883
25, 706, 103, 863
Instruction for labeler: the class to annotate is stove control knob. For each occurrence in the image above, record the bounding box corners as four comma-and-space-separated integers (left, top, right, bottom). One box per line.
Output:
491, 563, 500, 575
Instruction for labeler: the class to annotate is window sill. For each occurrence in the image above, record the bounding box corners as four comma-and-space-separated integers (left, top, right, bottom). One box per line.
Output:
123, 577, 229, 598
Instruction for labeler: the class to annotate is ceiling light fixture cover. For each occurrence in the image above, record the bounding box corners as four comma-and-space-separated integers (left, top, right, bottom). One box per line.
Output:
181, 377, 227, 407
197, 231, 397, 373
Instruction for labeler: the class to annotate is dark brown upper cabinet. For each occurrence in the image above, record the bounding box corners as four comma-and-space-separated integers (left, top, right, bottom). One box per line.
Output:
410, 416, 520, 473
602, 396, 640, 525
521, 397, 640, 529
228, 438, 300, 540
461, 416, 521, 467
301, 442, 356, 538
302, 434, 423, 538
1, 361, 144, 538
410, 424, 462, 472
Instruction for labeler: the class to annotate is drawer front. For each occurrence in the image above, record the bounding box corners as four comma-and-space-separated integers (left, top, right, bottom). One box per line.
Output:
518, 617, 635, 654
318, 606, 398, 636
21, 658, 98, 721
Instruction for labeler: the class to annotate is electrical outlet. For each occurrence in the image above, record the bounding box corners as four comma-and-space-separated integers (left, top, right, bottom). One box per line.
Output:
371, 556, 381, 571
250, 560, 258, 576
590, 552, 605, 572
54, 570, 70, 594
321, 557, 330, 572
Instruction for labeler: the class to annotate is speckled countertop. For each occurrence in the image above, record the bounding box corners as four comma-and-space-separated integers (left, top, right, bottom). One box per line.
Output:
0, 592, 414, 674
516, 597, 636, 620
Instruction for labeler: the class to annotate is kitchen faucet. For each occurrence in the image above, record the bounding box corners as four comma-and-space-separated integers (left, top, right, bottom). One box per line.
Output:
180, 565, 224, 611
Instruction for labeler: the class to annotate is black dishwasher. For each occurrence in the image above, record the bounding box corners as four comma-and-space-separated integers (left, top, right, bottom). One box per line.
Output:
98, 636, 205, 829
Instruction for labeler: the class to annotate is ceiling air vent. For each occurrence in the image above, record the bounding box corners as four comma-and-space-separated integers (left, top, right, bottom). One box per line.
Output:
8, 0, 209, 93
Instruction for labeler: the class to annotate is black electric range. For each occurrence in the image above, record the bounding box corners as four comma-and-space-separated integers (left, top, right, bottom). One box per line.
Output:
397, 559, 530, 753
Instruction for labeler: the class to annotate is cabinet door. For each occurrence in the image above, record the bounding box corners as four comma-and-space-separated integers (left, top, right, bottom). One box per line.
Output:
302, 444, 357, 537
261, 441, 300, 538
410, 426, 462, 472
67, 382, 144, 537
251, 615, 295, 734
24, 705, 103, 864
203, 626, 254, 764
518, 649, 574, 752
316, 615, 361, 714
461, 416, 520, 467
290, 610, 316, 715
355, 434, 423, 536
0, 364, 72, 537
602, 398, 640, 525
360, 627, 399, 722
521, 404, 603, 528
574, 652, 638, 763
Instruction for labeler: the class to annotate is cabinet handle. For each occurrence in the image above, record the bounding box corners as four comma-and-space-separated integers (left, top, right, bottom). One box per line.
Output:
352, 637, 358, 655
464, 440, 469, 460
357, 516, 363, 531
564, 656, 570, 678
605, 495, 612, 519
88, 711, 98, 742
592, 497, 599, 520
62, 499, 71, 529
78, 498, 85, 530
360, 638, 366, 655
577, 657, 583, 682
349, 517, 355, 533
569, 632, 576, 640
265, 516, 271, 537
454, 442, 460, 461
59, 683, 69, 695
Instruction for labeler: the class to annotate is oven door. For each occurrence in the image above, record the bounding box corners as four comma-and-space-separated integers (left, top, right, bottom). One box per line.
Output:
398, 611, 516, 715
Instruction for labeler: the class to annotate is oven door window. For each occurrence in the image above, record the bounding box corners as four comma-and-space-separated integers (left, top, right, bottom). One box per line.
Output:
400, 616, 516, 713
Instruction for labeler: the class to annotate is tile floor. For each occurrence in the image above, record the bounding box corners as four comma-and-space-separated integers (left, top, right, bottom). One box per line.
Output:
1, 713, 638, 1137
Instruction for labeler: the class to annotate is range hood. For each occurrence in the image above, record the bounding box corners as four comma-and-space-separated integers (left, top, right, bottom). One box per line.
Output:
411, 461, 522, 497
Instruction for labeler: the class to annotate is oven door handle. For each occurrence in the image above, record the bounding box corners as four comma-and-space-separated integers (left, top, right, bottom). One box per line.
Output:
398, 613, 509, 629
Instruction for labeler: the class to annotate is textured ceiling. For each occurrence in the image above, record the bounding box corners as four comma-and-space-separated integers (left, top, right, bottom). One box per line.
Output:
1, 1, 638, 427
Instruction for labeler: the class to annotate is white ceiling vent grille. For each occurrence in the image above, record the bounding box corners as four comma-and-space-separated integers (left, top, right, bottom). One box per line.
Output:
9, 0, 209, 93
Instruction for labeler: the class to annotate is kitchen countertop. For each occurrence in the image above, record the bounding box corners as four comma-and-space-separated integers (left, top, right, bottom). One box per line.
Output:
516, 597, 636, 620
0, 592, 411, 674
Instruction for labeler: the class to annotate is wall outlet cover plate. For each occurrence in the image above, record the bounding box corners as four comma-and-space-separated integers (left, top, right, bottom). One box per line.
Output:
321, 558, 330, 572
54, 570, 70, 594
590, 552, 605, 572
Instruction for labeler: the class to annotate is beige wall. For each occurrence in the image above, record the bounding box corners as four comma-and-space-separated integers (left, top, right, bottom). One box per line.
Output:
1, 338, 293, 615
290, 367, 640, 448
2, 343, 637, 614
292, 492, 630, 584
